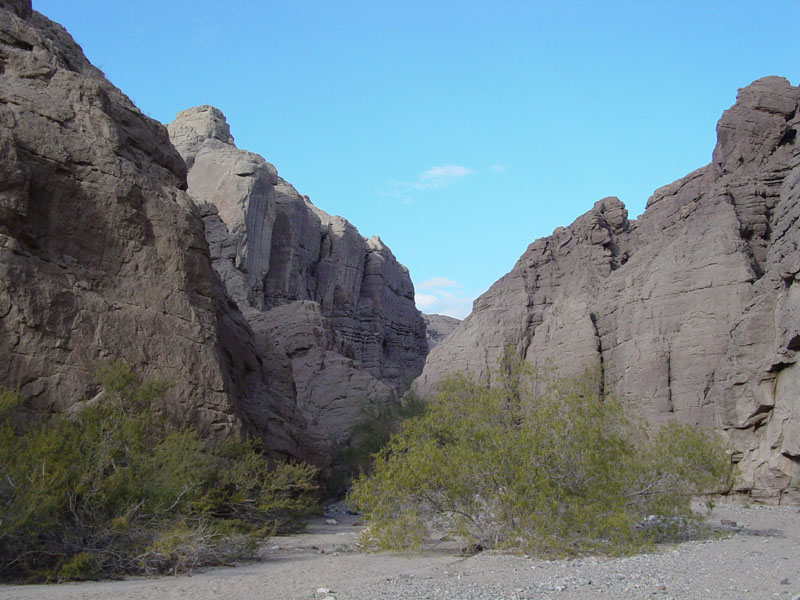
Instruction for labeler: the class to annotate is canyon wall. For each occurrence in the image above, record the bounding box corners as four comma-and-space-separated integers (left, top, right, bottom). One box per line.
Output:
422, 313, 461, 350
167, 106, 428, 457
416, 77, 800, 503
3, 0, 796, 498
0, 1, 429, 470
0, 0, 307, 459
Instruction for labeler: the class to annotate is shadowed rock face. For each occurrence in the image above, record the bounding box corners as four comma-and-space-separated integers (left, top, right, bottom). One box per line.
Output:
0, 2, 308, 460
167, 106, 428, 461
416, 76, 800, 503
0, 2, 427, 471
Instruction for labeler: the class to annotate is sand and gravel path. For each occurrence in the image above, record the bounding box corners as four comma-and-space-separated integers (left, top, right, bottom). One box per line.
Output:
0, 502, 798, 600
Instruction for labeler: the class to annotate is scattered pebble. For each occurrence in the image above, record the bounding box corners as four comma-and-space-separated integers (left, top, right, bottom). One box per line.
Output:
2, 502, 797, 600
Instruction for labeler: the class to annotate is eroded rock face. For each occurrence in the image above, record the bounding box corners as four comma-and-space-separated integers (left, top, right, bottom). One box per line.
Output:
416, 76, 800, 503
0, 1, 426, 472
0, 2, 310, 460
167, 107, 428, 457
422, 313, 461, 350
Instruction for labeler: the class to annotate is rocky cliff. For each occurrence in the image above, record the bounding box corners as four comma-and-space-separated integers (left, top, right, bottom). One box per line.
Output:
416, 76, 800, 503
0, 1, 313, 460
422, 313, 461, 350
0, 2, 430, 472
166, 106, 428, 457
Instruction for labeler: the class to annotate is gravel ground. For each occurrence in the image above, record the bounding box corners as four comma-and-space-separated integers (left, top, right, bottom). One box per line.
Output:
0, 502, 798, 600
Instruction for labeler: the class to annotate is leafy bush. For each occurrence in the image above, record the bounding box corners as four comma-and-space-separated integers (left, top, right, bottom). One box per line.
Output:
348, 359, 732, 557
0, 361, 318, 582
327, 392, 426, 496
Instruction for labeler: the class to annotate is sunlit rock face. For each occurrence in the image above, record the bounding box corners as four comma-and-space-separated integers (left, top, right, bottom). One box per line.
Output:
416, 76, 800, 504
168, 106, 428, 463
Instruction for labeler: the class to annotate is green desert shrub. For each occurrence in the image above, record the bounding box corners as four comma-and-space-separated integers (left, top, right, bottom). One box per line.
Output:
348, 358, 732, 557
0, 361, 318, 582
328, 391, 427, 495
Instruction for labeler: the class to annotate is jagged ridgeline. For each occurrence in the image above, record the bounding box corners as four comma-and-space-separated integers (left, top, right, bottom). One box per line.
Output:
0, 0, 427, 472
415, 76, 800, 504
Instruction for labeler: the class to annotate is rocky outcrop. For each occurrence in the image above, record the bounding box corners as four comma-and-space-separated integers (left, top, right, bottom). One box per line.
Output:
0, 1, 427, 473
422, 313, 461, 350
167, 106, 428, 456
416, 76, 800, 503
0, 2, 310, 460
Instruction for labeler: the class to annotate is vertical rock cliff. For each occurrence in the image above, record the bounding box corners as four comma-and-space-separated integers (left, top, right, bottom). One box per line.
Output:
416, 76, 800, 503
0, 1, 429, 472
0, 1, 309, 459
167, 106, 428, 459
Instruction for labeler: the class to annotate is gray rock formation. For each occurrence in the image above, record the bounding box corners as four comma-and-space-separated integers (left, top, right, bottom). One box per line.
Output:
0, 1, 428, 473
416, 76, 800, 503
167, 106, 428, 457
422, 313, 461, 350
0, 2, 308, 459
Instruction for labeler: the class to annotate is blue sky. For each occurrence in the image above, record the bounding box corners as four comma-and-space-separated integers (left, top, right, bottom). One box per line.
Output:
35, 1, 800, 318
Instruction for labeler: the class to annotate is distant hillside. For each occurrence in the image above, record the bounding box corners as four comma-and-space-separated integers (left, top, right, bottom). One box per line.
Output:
422, 313, 461, 349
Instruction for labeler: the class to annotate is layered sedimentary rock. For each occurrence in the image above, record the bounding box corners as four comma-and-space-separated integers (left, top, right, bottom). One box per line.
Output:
416, 76, 800, 503
0, 1, 309, 459
167, 106, 428, 454
422, 313, 461, 350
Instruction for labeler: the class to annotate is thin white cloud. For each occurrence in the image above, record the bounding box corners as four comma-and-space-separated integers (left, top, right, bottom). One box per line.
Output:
418, 276, 457, 290
384, 164, 473, 201
414, 293, 438, 308
490, 164, 508, 172
416, 293, 473, 320
414, 276, 474, 319
413, 164, 472, 190
420, 165, 472, 181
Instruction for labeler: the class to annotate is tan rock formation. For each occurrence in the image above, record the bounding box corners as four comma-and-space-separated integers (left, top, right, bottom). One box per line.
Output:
416, 76, 800, 503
